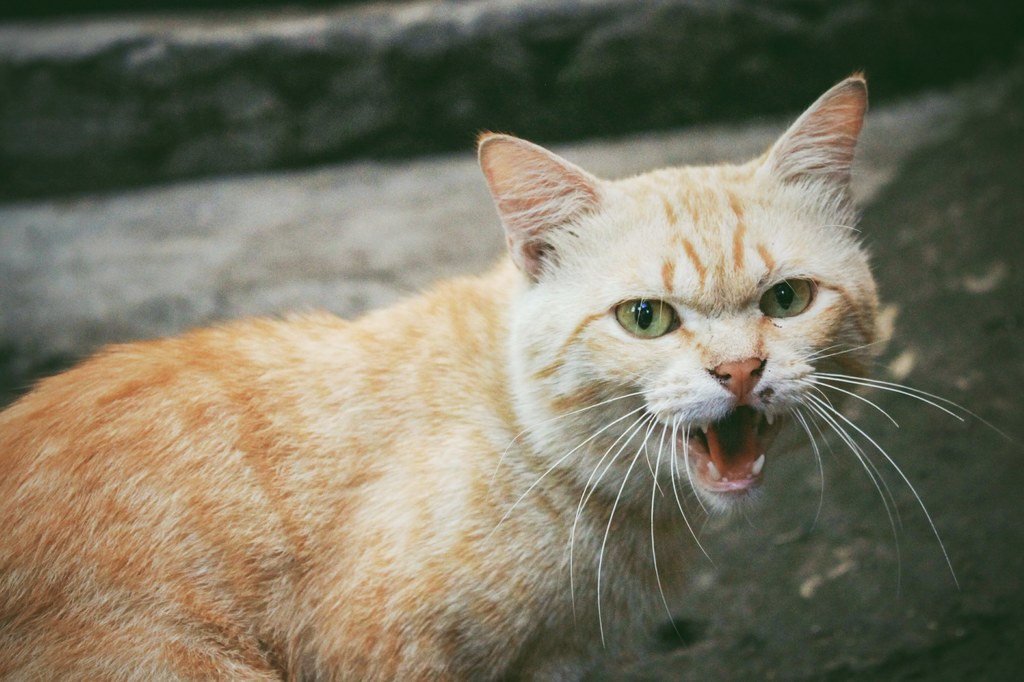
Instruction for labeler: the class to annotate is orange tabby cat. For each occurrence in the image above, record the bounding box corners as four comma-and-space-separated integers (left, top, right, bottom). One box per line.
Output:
0, 77, 876, 680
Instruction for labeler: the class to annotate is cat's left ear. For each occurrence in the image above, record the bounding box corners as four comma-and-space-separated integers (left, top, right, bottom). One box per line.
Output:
478, 133, 602, 280
759, 75, 868, 197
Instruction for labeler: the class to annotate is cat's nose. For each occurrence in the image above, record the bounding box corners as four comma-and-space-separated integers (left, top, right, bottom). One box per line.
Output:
710, 357, 766, 402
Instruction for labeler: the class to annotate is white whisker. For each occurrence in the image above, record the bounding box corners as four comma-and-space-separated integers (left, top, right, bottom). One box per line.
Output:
669, 420, 713, 563
574, 415, 650, 526
805, 392, 958, 588
803, 377, 900, 427
680, 425, 709, 516
817, 371, 1013, 442
823, 222, 861, 232
816, 374, 963, 419
650, 421, 677, 630
492, 389, 648, 482
803, 395, 904, 583
790, 406, 826, 526
803, 394, 903, 531
569, 411, 651, 615
642, 424, 658, 482
491, 405, 648, 539
596, 416, 653, 645
804, 339, 885, 363
800, 396, 902, 592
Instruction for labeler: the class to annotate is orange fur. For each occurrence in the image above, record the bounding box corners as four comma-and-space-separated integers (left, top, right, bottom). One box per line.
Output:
1, 77, 878, 680
681, 237, 708, 290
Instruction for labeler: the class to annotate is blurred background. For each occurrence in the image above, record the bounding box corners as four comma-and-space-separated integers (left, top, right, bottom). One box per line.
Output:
1, 1, 1022, 680
1, 0, 1021, 199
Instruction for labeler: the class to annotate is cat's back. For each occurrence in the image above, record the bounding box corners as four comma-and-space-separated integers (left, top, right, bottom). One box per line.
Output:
0, 312, 355, 678
1, 259, 516, 497
0, 263, 520, 679
0, 310, 358, 502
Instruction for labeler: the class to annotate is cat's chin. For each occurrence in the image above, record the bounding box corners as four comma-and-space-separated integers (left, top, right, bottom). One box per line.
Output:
677, 406, 783, 500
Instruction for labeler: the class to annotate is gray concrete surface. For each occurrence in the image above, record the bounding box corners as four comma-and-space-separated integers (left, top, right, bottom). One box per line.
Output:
2, 0, 1020, 198
1, 61, 1021, 679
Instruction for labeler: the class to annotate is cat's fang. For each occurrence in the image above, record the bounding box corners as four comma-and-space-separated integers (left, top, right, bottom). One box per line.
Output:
764, 413, 775, 426
677, 406, 784, 496
707, 461, 723, 482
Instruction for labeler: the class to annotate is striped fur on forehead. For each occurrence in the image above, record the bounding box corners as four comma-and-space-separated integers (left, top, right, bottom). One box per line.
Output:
504, 78, 879, 478
556, 164, 866, 318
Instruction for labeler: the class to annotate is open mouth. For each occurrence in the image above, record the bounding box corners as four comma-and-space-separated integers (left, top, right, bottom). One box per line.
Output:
679, 406, 783, 495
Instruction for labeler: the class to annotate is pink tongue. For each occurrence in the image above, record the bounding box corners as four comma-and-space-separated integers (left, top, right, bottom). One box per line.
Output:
705, 406, 760, 477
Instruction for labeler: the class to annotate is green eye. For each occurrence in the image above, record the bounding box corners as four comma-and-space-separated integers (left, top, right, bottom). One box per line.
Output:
759, 279, 815, 318
615, 299, 678, 338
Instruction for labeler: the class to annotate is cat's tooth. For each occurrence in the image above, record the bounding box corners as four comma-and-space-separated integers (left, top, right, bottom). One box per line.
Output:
752, 454, 766, 476
707, 461, 723, 482
765, 413, 775, 426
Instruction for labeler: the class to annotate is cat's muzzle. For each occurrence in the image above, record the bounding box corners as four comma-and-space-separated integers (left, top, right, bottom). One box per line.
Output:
682, 406, 782, 495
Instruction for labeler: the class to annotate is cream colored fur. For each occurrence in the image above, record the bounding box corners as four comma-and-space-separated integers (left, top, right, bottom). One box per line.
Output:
0, 77, 877, 680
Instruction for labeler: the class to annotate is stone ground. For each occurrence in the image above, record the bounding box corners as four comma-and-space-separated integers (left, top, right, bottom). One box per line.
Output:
1, 60, 1022, 681
3, 0, 1021, 198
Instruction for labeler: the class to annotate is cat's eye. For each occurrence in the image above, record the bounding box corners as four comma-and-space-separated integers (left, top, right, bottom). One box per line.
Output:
615, 299, 678, 338
759, 279, 816, 318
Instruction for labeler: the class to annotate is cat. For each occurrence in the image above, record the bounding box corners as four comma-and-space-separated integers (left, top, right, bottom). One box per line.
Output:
0, 76, 877, 680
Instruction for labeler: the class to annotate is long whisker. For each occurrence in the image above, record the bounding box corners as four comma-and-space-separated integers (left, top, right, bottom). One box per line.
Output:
803, 394, 903, 532
789, 406, 826, 526
802, 396, 904, 592
492, 389, 648, 481
801, 381, 840, 414
569, 412, 650, 615
815, 373, 965, 422
650, 421, 678, 631
491, 404, 648, 538
822, 222, 861, 232
815, 373, 1015, 443
642, 421, 659, 482
801, 378, 900, 427
804, 339, 886, 363
809, 392, 959, 588
575, 415, 651, 527
669, 420, 713, 563
597, 416, 652, 646
803, 342, 850, 361
678, 424, 709, 516
650, 424, 666, 498
801, 382, 904, 525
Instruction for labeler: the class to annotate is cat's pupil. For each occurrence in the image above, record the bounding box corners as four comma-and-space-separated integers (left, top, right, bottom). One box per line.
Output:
773, 282, 795, 310
634, 301, 653, 329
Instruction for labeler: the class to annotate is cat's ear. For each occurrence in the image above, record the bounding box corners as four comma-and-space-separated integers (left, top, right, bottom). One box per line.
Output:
760, 75, 868, 195
478, 133, 601, 280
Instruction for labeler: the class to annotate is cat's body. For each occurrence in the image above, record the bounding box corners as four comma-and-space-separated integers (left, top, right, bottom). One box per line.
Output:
1, 268, 676, 679
1, 78, 876, 680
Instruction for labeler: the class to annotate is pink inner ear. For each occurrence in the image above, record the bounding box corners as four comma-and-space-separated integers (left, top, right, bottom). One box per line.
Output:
765, 77, 868, 188
478, 134, 600, 279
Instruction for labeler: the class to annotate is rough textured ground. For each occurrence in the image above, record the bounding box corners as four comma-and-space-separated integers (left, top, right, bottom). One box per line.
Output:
2, 0, 1020, 198
1, 61, 1021, 679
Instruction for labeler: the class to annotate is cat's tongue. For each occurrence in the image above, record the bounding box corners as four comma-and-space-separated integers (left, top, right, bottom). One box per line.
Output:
704, 406, 762, 480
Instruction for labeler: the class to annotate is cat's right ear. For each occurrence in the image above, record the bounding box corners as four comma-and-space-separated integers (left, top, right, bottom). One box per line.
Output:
478, 133, 602, 280
759, 75, 868, 198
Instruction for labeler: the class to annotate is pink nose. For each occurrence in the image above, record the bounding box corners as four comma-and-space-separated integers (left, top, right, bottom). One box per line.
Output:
711, 357, 765, 401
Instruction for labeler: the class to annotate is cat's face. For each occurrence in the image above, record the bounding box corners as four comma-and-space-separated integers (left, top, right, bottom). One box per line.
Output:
482, 77, 878, 510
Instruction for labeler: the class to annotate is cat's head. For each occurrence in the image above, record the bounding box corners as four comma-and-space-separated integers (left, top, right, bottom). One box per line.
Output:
480, 77, 878, 511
